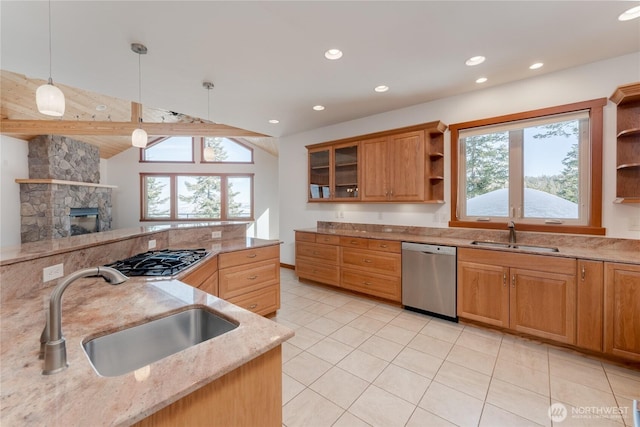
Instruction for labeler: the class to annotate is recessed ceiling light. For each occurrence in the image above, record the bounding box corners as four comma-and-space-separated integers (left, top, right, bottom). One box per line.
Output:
324, 49, 343, 60
465, 56, 486, 66
95, 104, 107, 111
476, 77, 488, 84
619, 5, 640, 21
529, 62, 544, 70
374, 85, 389, 93
268, 119, 279, 124
313, 105, 325, 111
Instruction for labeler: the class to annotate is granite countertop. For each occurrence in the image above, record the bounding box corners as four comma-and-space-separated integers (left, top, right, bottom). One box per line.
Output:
0, 276, 293, 426
297, 227, 640, 265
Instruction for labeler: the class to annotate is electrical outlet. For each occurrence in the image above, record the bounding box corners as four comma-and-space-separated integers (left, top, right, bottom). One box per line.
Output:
43, 263, 64, 282
211, 243, 222, 251
148, 239, 157, 249
211, 231, 222, 239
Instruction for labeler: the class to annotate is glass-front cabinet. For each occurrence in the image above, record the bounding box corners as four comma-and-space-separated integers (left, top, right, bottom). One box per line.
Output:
308, 143, 360, 201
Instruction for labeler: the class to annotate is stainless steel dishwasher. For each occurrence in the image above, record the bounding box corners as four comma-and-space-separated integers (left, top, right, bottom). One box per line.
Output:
402, 242, 457, 322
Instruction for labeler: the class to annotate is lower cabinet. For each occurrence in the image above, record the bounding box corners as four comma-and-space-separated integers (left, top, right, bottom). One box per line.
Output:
457, 248, 576, 344
576, 260, 604, 352
295, 232, 340, 286
181, 256, 219, 296
604, 262, 640, 362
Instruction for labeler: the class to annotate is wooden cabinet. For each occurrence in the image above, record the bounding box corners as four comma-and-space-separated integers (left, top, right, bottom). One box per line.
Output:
576, 259, 604, 352
610, 82, 640, 203
604, 262, 640, 362
218, 245, 280, 316
457, 248, 576, 344
308, 142, 360, 201
295, 231, 340, 286
307, 121, 446, 204
340, 236, 402, 302
181, 255, 219, 296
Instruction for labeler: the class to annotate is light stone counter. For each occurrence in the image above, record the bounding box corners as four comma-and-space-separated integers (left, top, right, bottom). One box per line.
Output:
0, 276, 293, 426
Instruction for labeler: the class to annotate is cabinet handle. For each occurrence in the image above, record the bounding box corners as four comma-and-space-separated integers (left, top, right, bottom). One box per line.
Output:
246, 253, 257, 258
249, 303, 258, 309
350, 240, 358, 244
503, 273, 507, 287
248, 275, 258, 280
363, 281, 372, 286
380, 244, 388, 248
511, 275, 516, 288
364, 259, 372, 263
581, 265, 586, 281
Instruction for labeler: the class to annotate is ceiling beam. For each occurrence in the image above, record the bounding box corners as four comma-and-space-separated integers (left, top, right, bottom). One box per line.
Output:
0, 119, 268, 138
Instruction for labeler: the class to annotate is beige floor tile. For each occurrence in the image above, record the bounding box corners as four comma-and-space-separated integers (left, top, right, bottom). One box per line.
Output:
393, 347, 444, 379
330, 325, 372, 347
498, 342, 550, 373
348, 315, 387, 334
282, 341, 303, 363
389, 311, 431, 332
271, 315, 301, 331
446, 344, 497, 376
551, 400, 625, 426
286, 295, 317, 310
349, 385, 416, 427
463, 324, 504, 342
548, 346, 604, 370
612, 395, 637, 426
324, 307, 361, 324
280, 309, 320, 327
310, 366, 369, 409
282, 388, 344, 427
406, 407, 457, 427
319, 292, 353, 307
486, 378, 552, 426
332, 411, 372, 427
375, 323, 417, 346
336, 349, 388, 382
287, 326, 325, 350
408, 333, 454, 359
494, 357, 550, 396
373, 363, 431, 404
305, 301, 338, 316
340, 299, 377, 315
304, 316, 343, 336
282, 373, 306, 404
434, 360, 492, 400
456, 329, 502, 356
479, 403, 544, 427
358, 335, 404, 362
501, 334, 549, 355
419, 319, 463, 343
606, 372, 640, 400
306, 337, 354, 365
549, 355, 611, 393
602, 363, 640, 381
419, 381, 484, 427
283, 351, 333, 386
362, 306, 399, 323
550, 376, 618, 409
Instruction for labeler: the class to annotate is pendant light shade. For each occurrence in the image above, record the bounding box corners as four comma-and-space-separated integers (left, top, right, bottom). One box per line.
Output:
203, 146, 215, 161
132, 128, 148, 148
36, 79, 65, 117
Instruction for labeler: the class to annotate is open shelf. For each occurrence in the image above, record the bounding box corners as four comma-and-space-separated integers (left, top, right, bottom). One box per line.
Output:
611, 82, 640, 204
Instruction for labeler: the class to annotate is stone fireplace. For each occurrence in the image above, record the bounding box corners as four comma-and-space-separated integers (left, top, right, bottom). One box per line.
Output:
17, 135, 114, 243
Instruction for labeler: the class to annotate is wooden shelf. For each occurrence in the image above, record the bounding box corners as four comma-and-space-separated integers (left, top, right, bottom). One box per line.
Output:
614, 197, 640, 204
335, 162, 358, 167
611, 82, 640, 202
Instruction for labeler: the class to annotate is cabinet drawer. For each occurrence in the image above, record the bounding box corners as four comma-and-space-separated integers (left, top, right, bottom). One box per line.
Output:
227, 286, 279, 316
219, 259, 279, 299
367, 239, 401, 253
341, 268, 401, 302
295, 231, 317, 243
316, 234, 340, 245
296, 241, 340, 263
296, 259, 340, 286
340, 236, 369, 248
218, 245, 279, 269
341, 248, 401, 276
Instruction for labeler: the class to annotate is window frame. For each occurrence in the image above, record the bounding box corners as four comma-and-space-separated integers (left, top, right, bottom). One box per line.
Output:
140, 172, 254, 222
449, 98, 606, 235
199, 137, 254, 164
139, 136, 196, 163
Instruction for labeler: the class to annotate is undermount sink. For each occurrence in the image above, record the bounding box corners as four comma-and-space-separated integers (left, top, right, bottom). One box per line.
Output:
470, 241, 559, 253
83, 307, 238, 377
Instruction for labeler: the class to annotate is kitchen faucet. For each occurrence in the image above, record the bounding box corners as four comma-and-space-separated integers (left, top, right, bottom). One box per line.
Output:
40, 267, 128, 375
508, 221, 516, 244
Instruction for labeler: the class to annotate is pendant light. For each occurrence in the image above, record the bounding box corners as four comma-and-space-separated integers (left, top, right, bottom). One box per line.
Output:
36, 0, 65, 117
131, 43, 148, 148
202, 81, 216, 161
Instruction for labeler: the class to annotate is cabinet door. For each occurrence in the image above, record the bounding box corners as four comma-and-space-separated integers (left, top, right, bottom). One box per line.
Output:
333, 143, 360, 200
604, 262, 640, 362
510, 268, 576, 344
360, 137, 389, 201
576, 260, 604, 352
387, 131, 425, 201
309, 147, 332, 200
457, 261, 509, 327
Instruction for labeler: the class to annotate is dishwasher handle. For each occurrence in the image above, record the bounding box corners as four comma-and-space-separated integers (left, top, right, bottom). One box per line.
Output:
402, 242, 456, 256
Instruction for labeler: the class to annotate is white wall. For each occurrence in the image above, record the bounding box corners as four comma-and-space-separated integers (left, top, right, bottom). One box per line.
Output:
278, 53, 640, 265
105, 142, 280, 240
0, 135, 29, 247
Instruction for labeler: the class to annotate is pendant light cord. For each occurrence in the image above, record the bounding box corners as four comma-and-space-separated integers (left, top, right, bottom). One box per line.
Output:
138, 52, 142, 125
47, 0, 53, 83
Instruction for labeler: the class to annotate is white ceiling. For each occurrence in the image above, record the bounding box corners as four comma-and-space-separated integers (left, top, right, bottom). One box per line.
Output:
1, 1, 639, 138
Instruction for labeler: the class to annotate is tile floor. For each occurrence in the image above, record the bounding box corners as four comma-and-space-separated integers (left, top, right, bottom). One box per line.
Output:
274, 268, 640, 427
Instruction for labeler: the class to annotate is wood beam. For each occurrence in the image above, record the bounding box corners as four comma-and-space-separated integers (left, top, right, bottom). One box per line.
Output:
0, 119, 268, 138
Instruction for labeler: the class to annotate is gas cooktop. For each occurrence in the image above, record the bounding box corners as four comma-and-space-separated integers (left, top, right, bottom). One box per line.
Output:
105, 248, 208, 277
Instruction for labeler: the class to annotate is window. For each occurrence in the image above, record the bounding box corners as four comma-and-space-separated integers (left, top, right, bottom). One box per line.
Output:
450, 98, 606, 235
141, 136, 194, 162
201, 137, 253, 163
141, 173, 254, 221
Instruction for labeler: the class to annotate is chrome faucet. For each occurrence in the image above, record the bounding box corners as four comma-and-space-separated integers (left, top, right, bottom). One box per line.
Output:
40, 266, 128, 375
508, 221, 516, 244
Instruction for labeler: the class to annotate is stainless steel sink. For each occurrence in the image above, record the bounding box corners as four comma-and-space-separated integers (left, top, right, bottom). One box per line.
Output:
83, 307, 238, 377
470, 241, 559, 253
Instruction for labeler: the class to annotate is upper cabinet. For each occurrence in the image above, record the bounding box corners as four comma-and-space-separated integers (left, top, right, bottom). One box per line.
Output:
307, 121, 446, 203
610, 82, 640, 203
